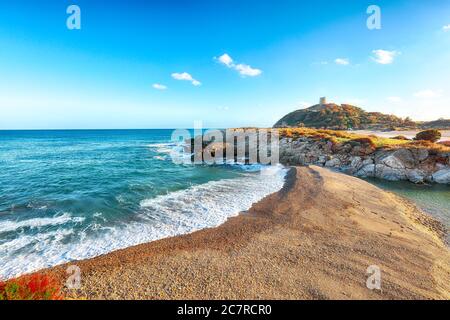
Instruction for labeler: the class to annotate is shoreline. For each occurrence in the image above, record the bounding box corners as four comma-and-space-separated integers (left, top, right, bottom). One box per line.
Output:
39, 166, 450, 300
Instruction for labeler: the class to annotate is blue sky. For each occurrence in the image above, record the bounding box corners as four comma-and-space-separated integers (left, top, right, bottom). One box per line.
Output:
0, 0, 449, 129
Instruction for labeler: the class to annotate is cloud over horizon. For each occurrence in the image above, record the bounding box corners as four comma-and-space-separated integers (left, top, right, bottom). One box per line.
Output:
335, 58, 350, 65
216, 53, 262, 77
371, 50, 400, 64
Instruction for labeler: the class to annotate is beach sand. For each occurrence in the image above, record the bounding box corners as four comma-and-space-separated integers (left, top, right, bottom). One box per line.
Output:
46, 166, 450, 300
353, 129, 450, 142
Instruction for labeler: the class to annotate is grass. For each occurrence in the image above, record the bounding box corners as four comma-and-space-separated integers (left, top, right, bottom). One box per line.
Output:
277, 128, 450, 152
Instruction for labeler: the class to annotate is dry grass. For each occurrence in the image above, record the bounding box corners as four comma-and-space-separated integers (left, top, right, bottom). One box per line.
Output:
277, 128, 450, 152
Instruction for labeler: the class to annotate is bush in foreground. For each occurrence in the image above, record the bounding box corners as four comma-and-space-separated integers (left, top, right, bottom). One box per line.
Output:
414, 129, 441, 143
0, 274, 63, 300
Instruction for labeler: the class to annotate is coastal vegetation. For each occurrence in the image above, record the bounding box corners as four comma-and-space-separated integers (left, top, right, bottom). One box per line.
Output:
278, 127, 450, 152
414, 129, 442, 143
194, 127, 449, 184
0, 274, 63, 300
277, 128, 450, 184
274, 101, 450, 131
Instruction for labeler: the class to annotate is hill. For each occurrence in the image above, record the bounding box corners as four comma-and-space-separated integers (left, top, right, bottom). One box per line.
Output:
420, 118, 450, 130
274, 99, 416, 130
274, 98, 449, 130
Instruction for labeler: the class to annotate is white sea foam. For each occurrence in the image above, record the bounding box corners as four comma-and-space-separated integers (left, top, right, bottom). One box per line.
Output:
0, 165, 287, 280
0, 212, 84, 234
147, 142, 180, 155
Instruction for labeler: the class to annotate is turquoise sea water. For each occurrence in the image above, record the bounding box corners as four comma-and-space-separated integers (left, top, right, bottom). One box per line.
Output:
366, 178, 450, 242
0, 130, 286, 279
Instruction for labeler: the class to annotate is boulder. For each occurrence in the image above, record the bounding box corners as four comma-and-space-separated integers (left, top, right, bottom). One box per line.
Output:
375, 164, 407, 181
432, 169, 450, 184
325, 158, 341, 167
410, 148, 429, 162
362, 158, 374, 166
350, 157, 363, 170
378, 154, 405, 169
392, 149, 415, 168
317, 155, 328, 165
406, 169, 426, 184
355, 164, 375, 177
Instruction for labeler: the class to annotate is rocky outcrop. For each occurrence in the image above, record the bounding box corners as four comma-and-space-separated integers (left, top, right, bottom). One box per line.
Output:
279, 137, 450, 184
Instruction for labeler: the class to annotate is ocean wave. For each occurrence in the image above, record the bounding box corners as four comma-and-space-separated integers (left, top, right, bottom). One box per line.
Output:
0, 165, 287, 280
147, 142, 181, 155
0, 212, 85, 234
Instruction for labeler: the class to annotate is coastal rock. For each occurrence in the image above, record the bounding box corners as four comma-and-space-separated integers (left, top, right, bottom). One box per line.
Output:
355, 164, 375, 177
275, 136, 449, 184
432, 169, 450, 184
375, 164, 407, 181
411, 148, 429, 162
406, 169, 426, 184
379, 155, 405, 170
350, 157, 363, 170
317, 155, 328, 165
392, 149, 415, 168
325, 158, 341, 167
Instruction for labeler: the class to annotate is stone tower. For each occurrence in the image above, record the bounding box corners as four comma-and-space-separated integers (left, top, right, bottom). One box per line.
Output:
320, 97, 327, 106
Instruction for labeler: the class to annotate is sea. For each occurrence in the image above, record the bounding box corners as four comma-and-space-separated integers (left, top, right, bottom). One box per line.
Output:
0, 129, 287, 279
366, 178, 450, 243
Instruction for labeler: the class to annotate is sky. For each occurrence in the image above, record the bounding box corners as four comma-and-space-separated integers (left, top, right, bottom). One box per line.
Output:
0, 0, 449, 129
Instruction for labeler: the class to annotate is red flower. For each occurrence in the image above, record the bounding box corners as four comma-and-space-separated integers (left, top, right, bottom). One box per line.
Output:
0, 274, 64, 300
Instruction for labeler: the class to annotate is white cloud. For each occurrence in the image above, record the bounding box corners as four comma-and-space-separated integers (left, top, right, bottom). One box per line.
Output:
335, 58, 350, 65
443, 24, 450, 32
413, 89, 442, 99
371, 49, 399, 64
171, 72, 201, 86
234, 64, 262, 77
152, 83, 167, 90
216, 53, 262, 77
217, 53, 233, 67
387, 96, 402, 103
172, 72, 193, 81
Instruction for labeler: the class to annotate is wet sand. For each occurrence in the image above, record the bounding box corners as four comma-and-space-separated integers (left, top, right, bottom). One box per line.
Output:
46, 166, 450, 300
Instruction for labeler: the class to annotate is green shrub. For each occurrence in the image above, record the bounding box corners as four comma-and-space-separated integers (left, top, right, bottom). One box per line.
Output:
414, 129, 441, 143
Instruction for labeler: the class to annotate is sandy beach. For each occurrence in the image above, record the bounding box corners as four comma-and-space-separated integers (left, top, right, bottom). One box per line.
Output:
353, 130, 450, 142
45, 166, 450, 300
